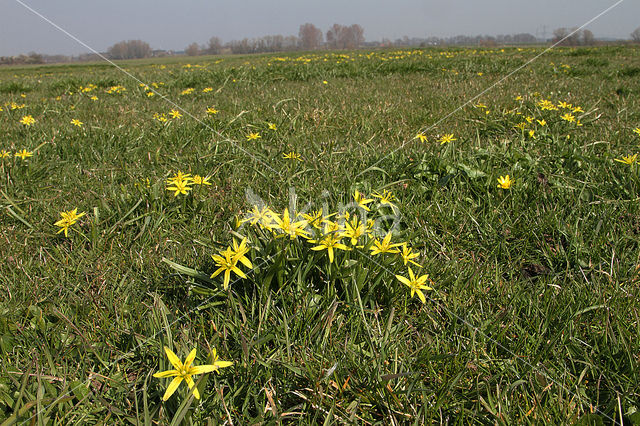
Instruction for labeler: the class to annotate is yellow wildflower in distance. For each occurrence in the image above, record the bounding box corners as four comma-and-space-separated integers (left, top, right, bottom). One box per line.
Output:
246, 132, 261, 141
560, 113, 575, 123
70, 119, 83, 127
202, 87, 213, 93
633, 128, 640, 137
90, 96, 98, 101
54, 208, 86, 237
537, 119, 547, 126
180, 88, 195, 95
497, 175, 513, 189
614, 154, 638, 166
19, 115, 35, 126
15, 149, 33, 160
415, 132, 428, 143
438, 133, 456, 144
153, 346, 232, 401
268, 123, 277, 130
192, 175, 212, 185
169, 109, 182, 119
206, 107, 219, 115
395, 267, 433, 304
0, 150, 10, 159
283, 152, 302, 161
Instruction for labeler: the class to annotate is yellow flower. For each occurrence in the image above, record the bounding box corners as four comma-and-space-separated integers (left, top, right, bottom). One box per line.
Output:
54, 208, 86, 237
206, 107, 219, 115
399, 243, 421, 267
153, 347, 232, 401
19, 115, 36, 126
0, 150, 10, 159
192, 175, 212, 185
537, 119, 546, 126
169, 109, 182, 119
243, 205, 276, 228
395, 267, 433, 304
211, 246, 248, 290
15, 149, 33, 160
342, 215, 366, 245
415, 132, 428, 143
322, 80, 328, 84
560, 113, 575, 123
558, 101, 572, 109
572, 106, 584, 113
633, 127, 640, 137
438, 133, 456, 144
370, 232, 401, 255
273, 208, 309, 240
146, 91, 155, 97
283, 151, 302, 161
614, 154, 637, 166
353, 190, 374, 211
246, 132, 261, 141
167, 180, 193, 197
70, 119, 83, 127
497, 175, 513, 189
231, 238, 252, 268
268, 123, 277, 130
202, 87, 213, 93
528, 130, 536, 139
180, 88, 195, 95
310, 230, 349, 263
372, 189, 397, 209
90, 96, 98, 101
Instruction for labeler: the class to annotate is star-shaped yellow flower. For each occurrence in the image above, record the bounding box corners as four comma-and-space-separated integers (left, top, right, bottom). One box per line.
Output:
395, 267, 433, 304
497, 175, 513, 189
154, 347, 232, 401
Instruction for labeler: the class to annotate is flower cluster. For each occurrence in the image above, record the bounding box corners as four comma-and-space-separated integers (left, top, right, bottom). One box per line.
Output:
165, 171, 211, 196
228, 190, 434, 303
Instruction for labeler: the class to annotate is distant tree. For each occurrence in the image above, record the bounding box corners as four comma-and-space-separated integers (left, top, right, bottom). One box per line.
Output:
326, 24, 345, 49
631, 27, 640, 43
326, 24, 364, 49
582, 29, 595, 46
107, 40, 151, 60
552, 27, 569, 45
298, 23, 323, 50
207, 37, 223, 54
185, 42, 200, 56
344, 24, 365, 48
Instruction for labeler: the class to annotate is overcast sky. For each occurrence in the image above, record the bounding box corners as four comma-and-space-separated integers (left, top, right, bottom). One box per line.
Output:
1, 0, 637, 56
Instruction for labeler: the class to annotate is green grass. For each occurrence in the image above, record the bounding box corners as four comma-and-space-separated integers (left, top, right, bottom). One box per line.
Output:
1, 45, 640, 424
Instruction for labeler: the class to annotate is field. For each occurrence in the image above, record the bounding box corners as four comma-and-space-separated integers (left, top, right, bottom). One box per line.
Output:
1, 45, 640, 424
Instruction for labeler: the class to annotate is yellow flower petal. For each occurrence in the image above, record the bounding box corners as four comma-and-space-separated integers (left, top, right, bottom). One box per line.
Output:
162, 376, 183, 401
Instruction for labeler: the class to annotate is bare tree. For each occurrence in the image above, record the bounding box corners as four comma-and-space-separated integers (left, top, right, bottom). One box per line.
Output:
632, 27, 640, 43
582, 29, 595, 46
185, 42, 200, 56
298, 23, 323, 50
326, 24, 345, 49
207, 37, 223, 54
107, 40, 152, 59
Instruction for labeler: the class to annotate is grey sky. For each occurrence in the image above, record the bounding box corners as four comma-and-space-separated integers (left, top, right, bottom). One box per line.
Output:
1, 0, 637, 56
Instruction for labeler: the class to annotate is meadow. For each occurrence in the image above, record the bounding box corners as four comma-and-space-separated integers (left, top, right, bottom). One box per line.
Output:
1, 45, 640, 424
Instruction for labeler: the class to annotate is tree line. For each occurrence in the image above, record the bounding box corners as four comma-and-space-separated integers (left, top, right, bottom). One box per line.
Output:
3, 24, 640, 65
